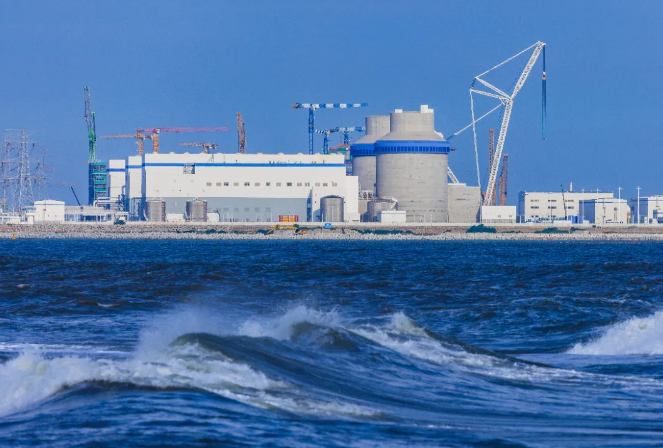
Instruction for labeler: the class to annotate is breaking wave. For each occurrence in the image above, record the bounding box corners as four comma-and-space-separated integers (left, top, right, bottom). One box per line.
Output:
569, 311, 663, 355
7, 305, 654, 420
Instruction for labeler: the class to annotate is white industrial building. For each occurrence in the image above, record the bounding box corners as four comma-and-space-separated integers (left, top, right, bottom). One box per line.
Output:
579, 198, 630, 224
630, 195, 663, 224
518, 191, 614, 222
113, 152, 359, 222
107, 159, 126, 204
481, 206, 517, 224
28, 200, 66, 224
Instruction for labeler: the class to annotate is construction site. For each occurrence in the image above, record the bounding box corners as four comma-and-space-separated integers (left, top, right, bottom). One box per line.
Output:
1, 40, 660, 230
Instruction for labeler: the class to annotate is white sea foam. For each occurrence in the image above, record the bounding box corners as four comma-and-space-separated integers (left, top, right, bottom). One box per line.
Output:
238, 305, 340, 340
569, 311, 663, 355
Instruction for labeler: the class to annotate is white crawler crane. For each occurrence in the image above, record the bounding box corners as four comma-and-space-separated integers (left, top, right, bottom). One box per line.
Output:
449, 41, 546, 205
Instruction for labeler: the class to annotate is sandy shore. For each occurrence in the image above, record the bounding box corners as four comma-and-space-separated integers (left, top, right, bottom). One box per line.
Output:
2, 222, 663, 241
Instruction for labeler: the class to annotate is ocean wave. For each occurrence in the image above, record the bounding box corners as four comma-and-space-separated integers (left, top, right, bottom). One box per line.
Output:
569, 311, 663, 355
0, 332, 377, 419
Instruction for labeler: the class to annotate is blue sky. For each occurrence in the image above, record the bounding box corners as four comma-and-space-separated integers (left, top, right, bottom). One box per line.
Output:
0, 1, 661, 203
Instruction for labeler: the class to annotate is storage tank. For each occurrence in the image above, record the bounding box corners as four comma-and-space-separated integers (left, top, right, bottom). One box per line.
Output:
144, 199, 165, 222
320, 195, 344, 222
375, 105, 451, 222
186, 198, 208, 222
350, 115, 390, 194
367, 199, 396, 222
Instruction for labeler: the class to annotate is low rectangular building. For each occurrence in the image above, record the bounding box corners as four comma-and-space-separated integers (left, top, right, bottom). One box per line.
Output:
480, 205, 516, 224
579, 198, 630, 224
125, 151, 359, 222
379, 210, 407, 224
32, 200, 65, 223
518, 191, 614, 222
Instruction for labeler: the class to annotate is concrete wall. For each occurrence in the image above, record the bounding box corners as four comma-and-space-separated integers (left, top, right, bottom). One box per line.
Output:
352, 156, 376, 193
448, 184, 481, 223
376, 152, 449, 222
350, 115, 390, 195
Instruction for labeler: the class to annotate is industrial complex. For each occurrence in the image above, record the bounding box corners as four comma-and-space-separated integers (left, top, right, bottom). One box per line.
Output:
1, 40, 662, 228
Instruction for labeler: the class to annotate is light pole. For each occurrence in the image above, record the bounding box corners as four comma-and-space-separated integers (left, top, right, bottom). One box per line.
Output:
618, 187, 622, 224
581, 189, 585, 224
637, 186, 642, 224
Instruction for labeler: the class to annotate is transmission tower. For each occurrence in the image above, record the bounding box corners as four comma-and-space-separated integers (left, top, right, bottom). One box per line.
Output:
2, 129, 38, 212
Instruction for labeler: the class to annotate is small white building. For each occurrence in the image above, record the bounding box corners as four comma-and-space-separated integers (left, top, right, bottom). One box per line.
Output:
480, 205, 516, 224
378, 210, 407, 224
32, 200, 65, 223
630, 196, 663, 224
518, 191, 614, 222
579, 198, 630, 224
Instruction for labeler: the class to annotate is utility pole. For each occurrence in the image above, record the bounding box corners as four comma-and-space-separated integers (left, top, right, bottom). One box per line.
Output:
581, 188, 585, 223
618, 187, 622, 224
637, 186, 642, 224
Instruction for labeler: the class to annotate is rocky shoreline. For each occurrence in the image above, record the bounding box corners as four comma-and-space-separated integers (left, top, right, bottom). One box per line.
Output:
2, 223, 663, 241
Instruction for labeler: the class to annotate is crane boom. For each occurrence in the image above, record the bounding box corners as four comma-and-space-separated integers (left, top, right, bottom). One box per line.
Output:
293, 103, 368, 154
447, 167, 459, 184
474, 41, 545, 207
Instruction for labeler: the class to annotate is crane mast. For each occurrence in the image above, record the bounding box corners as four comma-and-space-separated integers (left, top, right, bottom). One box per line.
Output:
499, 154, 509, 206
84, 87, 97, 162
237, 112, 246, 154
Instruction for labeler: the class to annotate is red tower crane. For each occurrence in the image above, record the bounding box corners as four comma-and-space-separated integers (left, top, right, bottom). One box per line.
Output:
138, 127, 231, 153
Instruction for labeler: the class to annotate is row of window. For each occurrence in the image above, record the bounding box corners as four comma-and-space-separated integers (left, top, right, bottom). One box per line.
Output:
531, 205, 576, 210
203, 182, 337, 187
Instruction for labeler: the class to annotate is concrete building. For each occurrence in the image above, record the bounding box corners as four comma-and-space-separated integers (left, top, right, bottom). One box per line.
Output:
481, 205, 517, 224
378, 210, 407, 223
448, 183, 481, 223
375, 105, 451, 222
125, 152, 359, 222
518, 191, 614, 222
630, 196, 663, 224
350, 115, 390, 194
31, 200, 65, 223
107, 159, 126, 204
579, 198, 630, 224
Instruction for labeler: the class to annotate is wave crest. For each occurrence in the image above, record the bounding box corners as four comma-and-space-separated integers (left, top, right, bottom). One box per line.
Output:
569, 311, 663, 355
